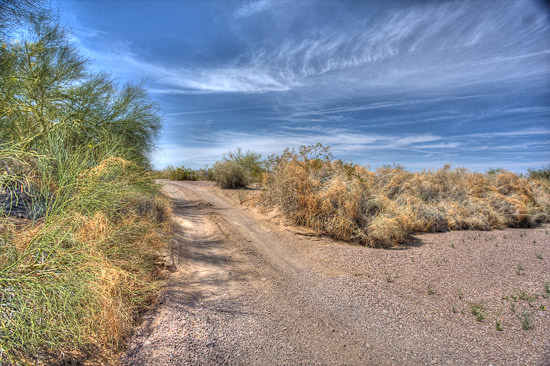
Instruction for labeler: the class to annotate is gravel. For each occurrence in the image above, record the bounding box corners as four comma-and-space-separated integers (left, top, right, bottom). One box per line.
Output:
122, 181, 550, 366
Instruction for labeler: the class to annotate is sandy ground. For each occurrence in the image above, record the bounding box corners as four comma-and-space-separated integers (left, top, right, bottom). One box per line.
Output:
122, 180, 550, 366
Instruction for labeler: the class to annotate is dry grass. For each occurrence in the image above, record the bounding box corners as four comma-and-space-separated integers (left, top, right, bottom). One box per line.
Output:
1, 157, 173, 365
260, 153, 550, 247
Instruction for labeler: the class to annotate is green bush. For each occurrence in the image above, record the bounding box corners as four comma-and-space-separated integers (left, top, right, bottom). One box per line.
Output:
528, 165, 550, 181
153, 165, 214, 181
0, 7, 170, 364
213, 160, 250, 188
168, 166, 197, 181
212, 148, 264, 188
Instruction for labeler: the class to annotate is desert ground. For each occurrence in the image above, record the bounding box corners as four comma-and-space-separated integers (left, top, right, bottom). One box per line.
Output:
123, 180, 550, 366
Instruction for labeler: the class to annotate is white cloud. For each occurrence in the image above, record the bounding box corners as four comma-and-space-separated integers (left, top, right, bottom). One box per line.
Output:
72, 0, 549, 95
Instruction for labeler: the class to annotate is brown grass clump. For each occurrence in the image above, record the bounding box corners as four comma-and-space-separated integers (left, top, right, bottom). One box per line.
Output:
1, 157, 173, 365
261, 147, 550, 247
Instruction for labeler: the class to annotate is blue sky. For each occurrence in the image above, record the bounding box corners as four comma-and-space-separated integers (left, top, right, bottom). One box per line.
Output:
53, 0, 550, 171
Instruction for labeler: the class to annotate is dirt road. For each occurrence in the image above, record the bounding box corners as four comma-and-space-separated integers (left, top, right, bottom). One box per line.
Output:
123, 181, 550, 366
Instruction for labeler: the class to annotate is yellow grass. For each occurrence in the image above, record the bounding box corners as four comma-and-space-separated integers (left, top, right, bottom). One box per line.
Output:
261, 157, 550, 247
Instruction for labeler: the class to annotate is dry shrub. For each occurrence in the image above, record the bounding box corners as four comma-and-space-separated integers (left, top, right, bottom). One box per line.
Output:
261, 151, 550, 247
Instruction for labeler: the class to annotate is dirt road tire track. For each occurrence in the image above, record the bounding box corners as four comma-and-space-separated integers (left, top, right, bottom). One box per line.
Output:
123, 181, 550, 366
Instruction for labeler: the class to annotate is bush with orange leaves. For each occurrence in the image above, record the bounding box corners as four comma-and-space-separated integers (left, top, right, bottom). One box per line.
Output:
261, 145, 550, 247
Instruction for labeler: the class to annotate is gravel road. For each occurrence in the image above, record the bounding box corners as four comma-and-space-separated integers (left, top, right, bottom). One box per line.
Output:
122, 181, 550, 366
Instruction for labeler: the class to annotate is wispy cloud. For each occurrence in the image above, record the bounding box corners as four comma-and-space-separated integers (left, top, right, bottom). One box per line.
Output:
289, 94, 494, 117
153, 124, 550, 170
233, 0, 273, 18
73, 0, 549, 95
60, 0, 550, 173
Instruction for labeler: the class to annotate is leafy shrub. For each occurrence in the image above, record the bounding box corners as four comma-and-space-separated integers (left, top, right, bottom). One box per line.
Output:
169, 166, 198, 181
213, 160, 250, 188
154, 165, 214, 181
213, 148, 264, 188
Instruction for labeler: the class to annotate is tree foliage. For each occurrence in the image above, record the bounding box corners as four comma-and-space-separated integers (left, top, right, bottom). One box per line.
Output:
0, 13, 160, 167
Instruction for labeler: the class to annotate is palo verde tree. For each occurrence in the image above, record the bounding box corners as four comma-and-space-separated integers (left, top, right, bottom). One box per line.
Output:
0, 12, 160, 168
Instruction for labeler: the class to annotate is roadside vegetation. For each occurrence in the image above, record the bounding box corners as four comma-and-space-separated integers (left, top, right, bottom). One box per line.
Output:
154, 165, 213, 181
188, 144, 550, 248
260, 144, 550, 247
212, 148, 265, 188
1, 4, 171, 364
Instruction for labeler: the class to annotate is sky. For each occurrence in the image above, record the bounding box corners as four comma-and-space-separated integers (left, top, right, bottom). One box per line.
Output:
52, 0, 550, 172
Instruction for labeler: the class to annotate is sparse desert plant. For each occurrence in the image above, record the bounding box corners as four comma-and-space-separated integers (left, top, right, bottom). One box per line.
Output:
519, 311, 533, 330
516, 262, 524, 275
495, 320, 503, 331
469, 302, 486, 322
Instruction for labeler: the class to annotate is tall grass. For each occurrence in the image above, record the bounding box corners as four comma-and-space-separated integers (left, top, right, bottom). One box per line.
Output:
1, 8, 171, 364
0, 138, 171, 364
260, 145, 550, 247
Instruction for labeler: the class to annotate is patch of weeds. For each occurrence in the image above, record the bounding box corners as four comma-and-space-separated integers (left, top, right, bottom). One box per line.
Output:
533, 239, 536, 244
540, 305, 546, 311
469, 302, 486, 322
450, 243, 455, 248
516, 262, 524, 275
427, 283, 436, 295
535, 252, 543, 260
514, 290, 537, 306
520, 231, 525, 238
503, 234, 507, 239
519, 311, 533, 330
510, 303, 516, 313
495, 243, 499, 247
495, 320, 503, 331
452, 306, 457, 313
384, 269, 398, 283
544, 281, 550, 297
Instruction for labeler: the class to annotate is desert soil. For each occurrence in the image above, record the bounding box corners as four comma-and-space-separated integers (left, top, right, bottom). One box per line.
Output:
122, 180, 550, 366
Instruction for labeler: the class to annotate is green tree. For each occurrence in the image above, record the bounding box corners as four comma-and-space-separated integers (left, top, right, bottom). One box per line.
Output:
0, 14, 160, 167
